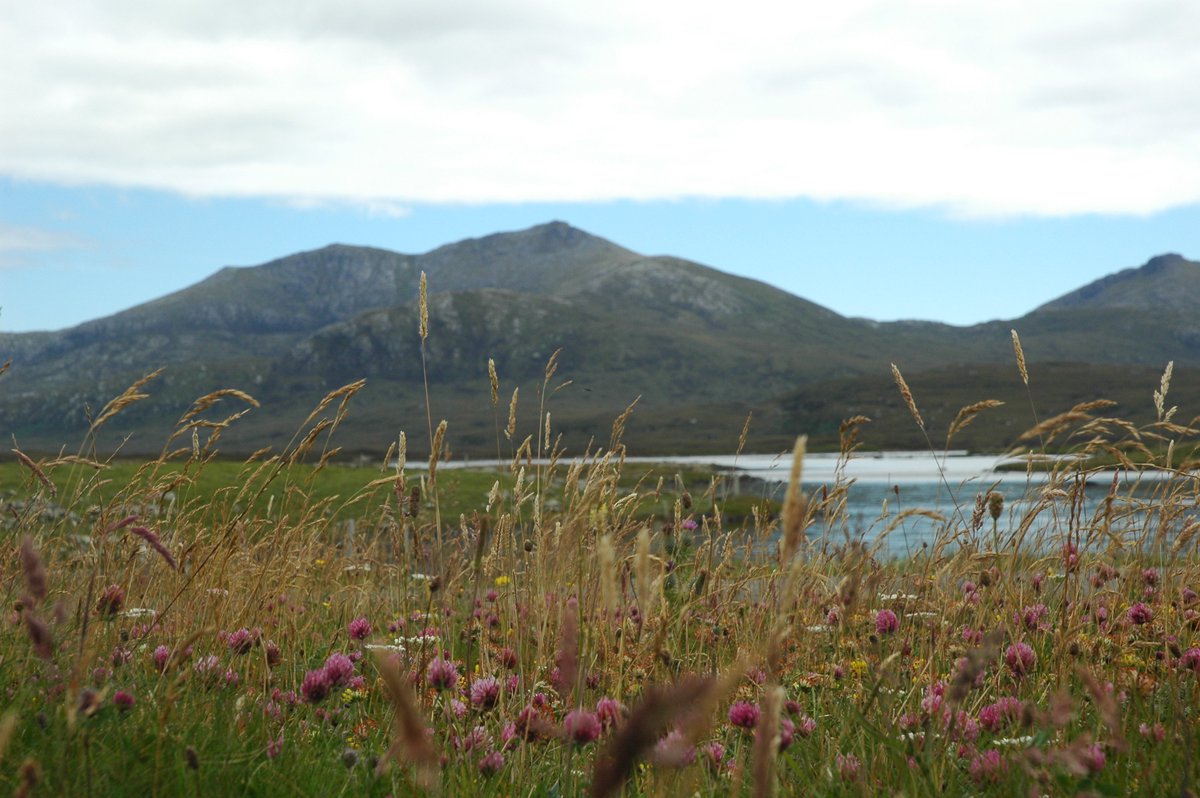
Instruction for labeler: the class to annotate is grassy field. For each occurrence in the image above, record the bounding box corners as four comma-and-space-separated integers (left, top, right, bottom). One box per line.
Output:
2, 340, 1200, 796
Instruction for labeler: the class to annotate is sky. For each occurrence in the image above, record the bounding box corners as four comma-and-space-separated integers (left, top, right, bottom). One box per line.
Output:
3, 0, 1200, 333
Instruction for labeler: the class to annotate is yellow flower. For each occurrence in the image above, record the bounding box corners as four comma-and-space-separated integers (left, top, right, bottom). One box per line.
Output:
315, 558, 326, 566
494, 575, 511, 587
850, 659, 869, 677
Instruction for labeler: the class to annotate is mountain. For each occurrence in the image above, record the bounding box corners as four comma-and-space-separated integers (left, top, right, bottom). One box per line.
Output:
0, 226, 1196, 456
1035, 253, 1198, 313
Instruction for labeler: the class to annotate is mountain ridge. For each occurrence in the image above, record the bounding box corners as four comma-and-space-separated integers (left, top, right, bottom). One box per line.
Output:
0, 223, 1196, 455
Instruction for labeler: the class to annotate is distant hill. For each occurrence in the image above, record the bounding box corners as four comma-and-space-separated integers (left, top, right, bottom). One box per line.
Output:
0, 224, 1195, 456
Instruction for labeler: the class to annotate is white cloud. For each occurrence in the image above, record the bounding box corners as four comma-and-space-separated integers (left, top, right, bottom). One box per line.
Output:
2, 0, 1199, 216
0, 223, 80, 266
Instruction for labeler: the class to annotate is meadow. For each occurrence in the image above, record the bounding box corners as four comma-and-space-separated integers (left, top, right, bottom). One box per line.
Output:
2, 325, 1199, 797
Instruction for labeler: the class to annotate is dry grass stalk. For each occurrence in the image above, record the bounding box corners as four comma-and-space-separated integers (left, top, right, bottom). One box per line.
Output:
298, 380, 367, 430
11, 449, 55, 497
487, 358, 499, 407
779, 435, 807, 565
428, 420, 447, 479
752, 685, 784, 798
890, 363, 924, 430
89, 368, 164, 433
1154, 360, 1176, 422
0, 358, 10, 378
597, 534, 618, 617
946, 399, 1005, 445
43, 456, 106, 470
635, 527, 656, 618
1017, 400, 1117, 443
176, 389, 260, 427
610, 396, 640, 449
736, 411, 753, 457
590, 676, 716, 798
544, 348, 561, 381
505, 387, 519, 441
1011, 329, 1029, 385
371, 650, 439, 786
0, 711, 17, 766
131, 526, 178, 570
1076, 666, 1127, 752
20, 536, 47, 605
418, 271, 429, 341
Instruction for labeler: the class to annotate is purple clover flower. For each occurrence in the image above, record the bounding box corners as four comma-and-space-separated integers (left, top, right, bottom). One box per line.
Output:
875, 609, 900, 635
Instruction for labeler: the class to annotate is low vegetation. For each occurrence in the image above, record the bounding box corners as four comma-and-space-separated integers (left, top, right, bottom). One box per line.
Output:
2, 323, 1199, 797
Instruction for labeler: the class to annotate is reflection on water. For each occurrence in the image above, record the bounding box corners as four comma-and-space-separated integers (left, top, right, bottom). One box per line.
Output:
430, 451, 1195, 558
639, 452, 1195, 558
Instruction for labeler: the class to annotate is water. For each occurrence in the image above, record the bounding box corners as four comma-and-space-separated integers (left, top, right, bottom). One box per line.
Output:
630, 452, 1187, 558
429, 451, 1190, 558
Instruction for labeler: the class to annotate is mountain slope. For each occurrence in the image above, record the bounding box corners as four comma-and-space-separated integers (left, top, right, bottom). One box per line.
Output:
1, 233, 1197, 456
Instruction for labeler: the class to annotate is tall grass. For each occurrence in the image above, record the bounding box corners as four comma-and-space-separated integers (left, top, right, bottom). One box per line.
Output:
1, 318, 1199, 797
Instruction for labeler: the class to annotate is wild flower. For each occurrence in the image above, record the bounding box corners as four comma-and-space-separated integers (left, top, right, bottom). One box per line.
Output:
728, 701, 760, 730
323, 653, 355, 686
968, 749, 1007, 785
701, 741, 727, 773
97, 584, 125, 617
470, 676, 501, 710
113, 690, 135, 711
1128, 602, 1154, 625
266, 734, 284, 760
1004, 642, 1036, 677
478, 750, 505, 776
1083, 743, 1106, 774
587, 697, 620, 731
223, 669, 239, 687
1178, 647, 1200, 672
653, 729, 696, 768
836, 753, 860, 783
1139, 722, 1166, 742
563, 710, 601, 745
921, 682, 945, 715
264, 640, 282, 668
875, 609, 900, 635
225, 628, 256, 654
301, 668, 333, 703
1017, 604, 1048, 632
347, 617, 371, 640
427, 657, 458, 691
777, 717, 796, 751
1061, 543, 1079, 572
193, 655, 221, 681
456, 725, 492, 752
500, 722, 518, 750
978, 697, 1023, 732
796, 715, 817, 737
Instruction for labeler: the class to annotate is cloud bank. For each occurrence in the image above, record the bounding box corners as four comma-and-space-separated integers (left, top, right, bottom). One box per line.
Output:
3, 0, 1200, 216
